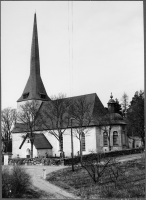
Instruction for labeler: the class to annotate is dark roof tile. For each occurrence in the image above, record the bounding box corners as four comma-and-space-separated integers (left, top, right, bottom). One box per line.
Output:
34, 134, 52, 149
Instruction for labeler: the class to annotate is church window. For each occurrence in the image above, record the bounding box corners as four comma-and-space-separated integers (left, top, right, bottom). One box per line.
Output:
82, 132, 86, 151
103, 132, 108, 146
23, 93, 29, 99
113, 131, 118, 146
122, 131, 126, 145
40, 93, 46, 99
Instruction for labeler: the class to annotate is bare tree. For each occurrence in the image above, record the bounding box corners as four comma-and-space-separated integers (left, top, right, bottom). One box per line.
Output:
41, 94, 71, 157
69, 96, 94, 164
107, 158, 126, 188
82, 153, 112, 184
1, 108, 17, 153
17, 100, 42, 158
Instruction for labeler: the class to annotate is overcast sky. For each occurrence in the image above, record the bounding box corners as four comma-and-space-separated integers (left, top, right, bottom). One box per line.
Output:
1, 1, 144, 110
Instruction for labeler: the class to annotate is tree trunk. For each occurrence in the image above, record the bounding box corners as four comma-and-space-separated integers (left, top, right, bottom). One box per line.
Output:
141, 132, 145, 147
108, 129, 111, 151
142, 138, 145, 147
30, 141, 33, 158
132, 139, 135, 148
80, 139, 83, 165
59, 140, 63, 158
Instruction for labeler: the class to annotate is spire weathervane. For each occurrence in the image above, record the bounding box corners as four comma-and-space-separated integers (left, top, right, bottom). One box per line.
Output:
110, 92, 113, 99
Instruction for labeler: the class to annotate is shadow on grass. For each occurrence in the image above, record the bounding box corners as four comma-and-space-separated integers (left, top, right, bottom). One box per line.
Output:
23, 186, 56, 199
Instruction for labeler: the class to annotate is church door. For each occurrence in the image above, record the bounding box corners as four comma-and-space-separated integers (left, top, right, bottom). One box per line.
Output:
26, 148, 30, 158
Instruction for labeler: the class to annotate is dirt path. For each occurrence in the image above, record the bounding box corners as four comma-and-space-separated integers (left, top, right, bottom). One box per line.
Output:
116, 153, 142, 162
24, 166, 80, 199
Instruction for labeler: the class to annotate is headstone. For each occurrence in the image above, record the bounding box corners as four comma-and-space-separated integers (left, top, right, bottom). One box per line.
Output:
42, 168, 46, 179
4, 154, 9, 165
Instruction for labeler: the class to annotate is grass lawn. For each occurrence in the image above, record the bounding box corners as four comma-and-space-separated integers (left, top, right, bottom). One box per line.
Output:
46, 157, 145, 199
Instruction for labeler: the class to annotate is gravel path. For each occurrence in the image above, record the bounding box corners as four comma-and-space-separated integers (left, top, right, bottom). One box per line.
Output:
23, 165, 80, 199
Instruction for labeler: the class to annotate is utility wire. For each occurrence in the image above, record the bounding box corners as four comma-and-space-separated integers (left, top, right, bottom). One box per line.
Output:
68, 1, 74, 97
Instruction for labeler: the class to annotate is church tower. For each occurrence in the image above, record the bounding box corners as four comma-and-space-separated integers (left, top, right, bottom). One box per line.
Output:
107, 93, 116, 113
17, 13, 50, 111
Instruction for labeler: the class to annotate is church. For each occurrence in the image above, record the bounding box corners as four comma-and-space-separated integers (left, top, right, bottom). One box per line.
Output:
12, 14, 128, 158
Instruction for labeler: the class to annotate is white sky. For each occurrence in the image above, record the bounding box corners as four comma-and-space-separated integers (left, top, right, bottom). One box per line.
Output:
1, 1, 144, 110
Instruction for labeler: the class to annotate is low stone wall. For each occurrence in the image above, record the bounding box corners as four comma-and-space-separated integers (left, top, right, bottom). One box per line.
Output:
8, 157, 64, 166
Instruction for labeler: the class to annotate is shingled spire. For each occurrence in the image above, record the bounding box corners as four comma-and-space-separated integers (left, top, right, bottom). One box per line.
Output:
17, 13, 50, 102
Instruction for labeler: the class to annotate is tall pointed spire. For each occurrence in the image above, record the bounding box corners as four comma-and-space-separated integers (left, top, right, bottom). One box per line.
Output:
17, 13, 50, 102
30, 13, 40, 77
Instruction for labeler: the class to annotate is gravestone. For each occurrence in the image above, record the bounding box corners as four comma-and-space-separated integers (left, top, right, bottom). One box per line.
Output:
4, 154, 9, 165
4, 153, 12, 165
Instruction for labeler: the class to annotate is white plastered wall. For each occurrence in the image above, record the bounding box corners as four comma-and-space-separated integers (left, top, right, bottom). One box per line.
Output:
13, 125, 127, 158
39, 127, 98, 157
37, 149, 52, 157
12, 132, 37, 158
63, 127, 97, 157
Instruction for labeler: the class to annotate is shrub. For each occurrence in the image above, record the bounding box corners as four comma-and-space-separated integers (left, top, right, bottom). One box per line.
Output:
2, 166, 32, 198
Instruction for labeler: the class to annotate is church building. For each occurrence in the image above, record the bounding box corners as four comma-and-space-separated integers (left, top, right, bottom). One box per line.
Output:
12, 14, 128, 158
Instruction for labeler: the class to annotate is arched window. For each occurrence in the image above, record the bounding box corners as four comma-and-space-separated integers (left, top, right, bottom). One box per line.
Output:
103, 132, 108, 146
82, 132, 86, 151
113, 131, 118, 146
122, 131, 126, 145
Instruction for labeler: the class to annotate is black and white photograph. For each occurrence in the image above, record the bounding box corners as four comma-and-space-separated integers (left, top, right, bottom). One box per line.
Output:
1, 1, 145, 199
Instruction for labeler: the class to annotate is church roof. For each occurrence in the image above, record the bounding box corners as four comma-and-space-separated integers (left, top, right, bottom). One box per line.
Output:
17, 13, 50, 102
34, 134, 52, 149
101, 113, 126, 125
13, 93, 126, 133
38, 93, 107, 129
13, 93, 106, 132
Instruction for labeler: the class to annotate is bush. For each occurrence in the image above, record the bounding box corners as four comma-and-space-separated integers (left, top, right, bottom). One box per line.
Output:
2, 166, 32, 198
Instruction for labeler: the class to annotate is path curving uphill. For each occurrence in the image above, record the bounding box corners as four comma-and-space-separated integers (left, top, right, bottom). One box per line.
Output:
24, 165, 80, 199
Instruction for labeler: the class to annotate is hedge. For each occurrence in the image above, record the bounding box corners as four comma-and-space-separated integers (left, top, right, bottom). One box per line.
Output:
64, 147, 144, 166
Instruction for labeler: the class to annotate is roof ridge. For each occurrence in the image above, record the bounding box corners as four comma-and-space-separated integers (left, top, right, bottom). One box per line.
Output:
50, 93, 97, 101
